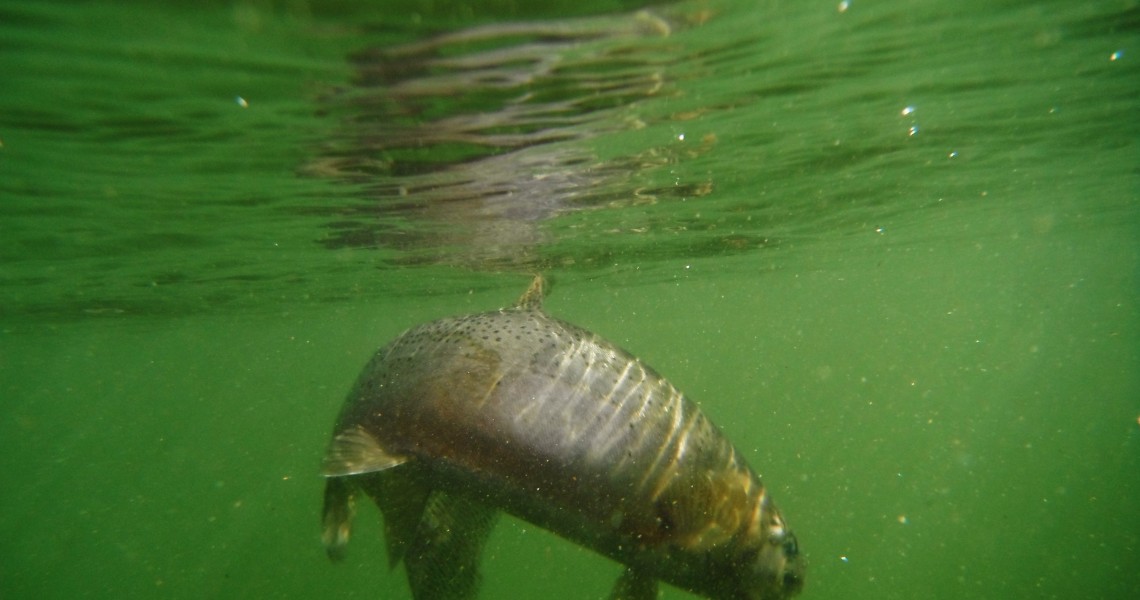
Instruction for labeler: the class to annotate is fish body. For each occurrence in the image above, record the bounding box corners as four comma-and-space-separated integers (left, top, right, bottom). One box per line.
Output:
322, 277, 803, 599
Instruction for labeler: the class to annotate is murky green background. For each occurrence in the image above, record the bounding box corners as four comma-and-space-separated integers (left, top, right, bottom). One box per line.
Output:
1, 0, 1137, 598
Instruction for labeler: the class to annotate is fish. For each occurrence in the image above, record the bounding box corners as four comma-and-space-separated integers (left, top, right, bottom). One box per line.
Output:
320, 276, 804, 599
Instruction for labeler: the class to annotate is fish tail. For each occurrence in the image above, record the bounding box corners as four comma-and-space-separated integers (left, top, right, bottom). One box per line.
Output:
322, 477, 356, 561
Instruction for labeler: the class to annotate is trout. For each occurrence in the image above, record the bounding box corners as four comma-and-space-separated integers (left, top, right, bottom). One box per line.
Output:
321, 276, 803, 599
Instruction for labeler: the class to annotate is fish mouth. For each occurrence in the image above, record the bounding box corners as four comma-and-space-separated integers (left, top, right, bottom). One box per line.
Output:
776, 532, 806, 597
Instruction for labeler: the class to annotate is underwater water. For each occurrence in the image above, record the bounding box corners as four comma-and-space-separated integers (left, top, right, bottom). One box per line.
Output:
1, 0, 1137, 598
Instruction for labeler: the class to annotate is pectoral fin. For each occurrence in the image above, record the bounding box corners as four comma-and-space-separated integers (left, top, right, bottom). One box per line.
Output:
609, 567, 659, 600
321, 425, 407, 476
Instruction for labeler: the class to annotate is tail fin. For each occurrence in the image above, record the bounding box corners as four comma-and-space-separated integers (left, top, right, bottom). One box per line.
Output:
321, 477, 356, 561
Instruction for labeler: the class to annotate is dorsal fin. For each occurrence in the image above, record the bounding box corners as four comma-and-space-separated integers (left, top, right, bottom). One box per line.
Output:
514, 274, 546, 310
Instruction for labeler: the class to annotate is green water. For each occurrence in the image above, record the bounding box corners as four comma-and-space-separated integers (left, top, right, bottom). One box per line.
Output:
1, 0, 1137, 598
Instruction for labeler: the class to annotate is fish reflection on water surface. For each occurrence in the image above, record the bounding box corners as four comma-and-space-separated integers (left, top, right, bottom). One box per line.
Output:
303, 8, 717, 271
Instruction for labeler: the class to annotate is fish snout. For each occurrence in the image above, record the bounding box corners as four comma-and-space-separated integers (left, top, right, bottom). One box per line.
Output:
777, 531, 804, 595
746, 529, 805, 599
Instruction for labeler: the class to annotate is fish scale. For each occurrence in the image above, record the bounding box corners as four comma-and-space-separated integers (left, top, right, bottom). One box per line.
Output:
321, 276, 803, 599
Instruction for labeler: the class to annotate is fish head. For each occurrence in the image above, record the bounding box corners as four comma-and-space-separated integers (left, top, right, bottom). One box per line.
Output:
724, 506, 804, 600
745, 527, 804, 599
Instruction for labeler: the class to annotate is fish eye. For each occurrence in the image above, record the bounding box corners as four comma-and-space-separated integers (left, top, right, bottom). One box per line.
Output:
782, 533, 799, 558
